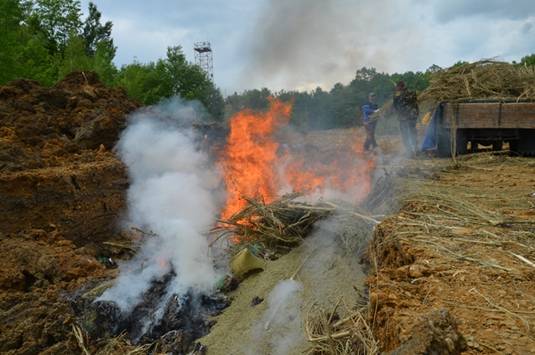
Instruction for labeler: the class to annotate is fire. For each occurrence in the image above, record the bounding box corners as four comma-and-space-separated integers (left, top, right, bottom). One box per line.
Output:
281, 130, 376, 203
219, 98, 292, 219
219, 98, 376, 220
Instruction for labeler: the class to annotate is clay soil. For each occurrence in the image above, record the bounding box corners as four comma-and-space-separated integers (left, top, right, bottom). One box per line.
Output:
0, 72, 138, 354
368, 154, 535, 354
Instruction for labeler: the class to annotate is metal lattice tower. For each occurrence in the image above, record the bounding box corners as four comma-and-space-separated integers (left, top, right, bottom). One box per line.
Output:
194, 42, 213, 80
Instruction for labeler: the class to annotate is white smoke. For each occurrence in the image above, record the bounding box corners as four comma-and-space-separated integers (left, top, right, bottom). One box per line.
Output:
248, 279, 304, 355
98, 97, 221, 311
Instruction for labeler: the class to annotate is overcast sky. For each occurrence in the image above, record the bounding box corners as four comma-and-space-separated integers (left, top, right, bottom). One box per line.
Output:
81, 0, 535, 95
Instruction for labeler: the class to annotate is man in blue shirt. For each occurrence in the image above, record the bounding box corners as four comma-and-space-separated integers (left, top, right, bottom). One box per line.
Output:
361, 92, 379, 151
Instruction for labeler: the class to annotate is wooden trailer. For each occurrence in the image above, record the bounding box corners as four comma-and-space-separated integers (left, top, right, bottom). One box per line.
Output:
436, 100, 535, 156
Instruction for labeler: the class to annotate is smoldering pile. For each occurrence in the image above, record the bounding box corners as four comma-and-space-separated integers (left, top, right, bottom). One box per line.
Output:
420, 60, 535, 103
69, 97, 229, 353
73, 269, 229, 353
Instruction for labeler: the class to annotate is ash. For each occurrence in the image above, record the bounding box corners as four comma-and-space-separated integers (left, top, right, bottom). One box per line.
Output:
75, 270, 229, 353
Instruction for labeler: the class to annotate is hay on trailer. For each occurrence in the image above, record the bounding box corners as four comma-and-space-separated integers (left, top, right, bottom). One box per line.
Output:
419, 60, 535, 103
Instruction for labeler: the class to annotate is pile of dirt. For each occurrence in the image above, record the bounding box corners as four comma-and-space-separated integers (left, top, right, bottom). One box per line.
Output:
0, 71, 138, 172
0, 229, 112, 354
367, 154, 535, 354
0, 72, 139, 354
0, 71, 139, 246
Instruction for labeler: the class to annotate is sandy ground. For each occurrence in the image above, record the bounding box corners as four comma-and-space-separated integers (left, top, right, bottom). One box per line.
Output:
201, 216, 369, 354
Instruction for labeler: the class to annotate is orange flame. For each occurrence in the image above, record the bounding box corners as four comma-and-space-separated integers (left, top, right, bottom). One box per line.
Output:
220, 98, 376, 220
220, 98, 292, 219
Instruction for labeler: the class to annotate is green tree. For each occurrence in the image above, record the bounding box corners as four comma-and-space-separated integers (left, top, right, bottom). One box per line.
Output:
116, 61, 172, 104
0, 0, 25, 83
91, 40, 117, 85
58, 35, 92, 78
162, 46, 224, 119
0, 0, 58, 85
31, 0, 82, 52
82, 2, 114, 56
520, 54, 535, 66
18, 32, 59, 85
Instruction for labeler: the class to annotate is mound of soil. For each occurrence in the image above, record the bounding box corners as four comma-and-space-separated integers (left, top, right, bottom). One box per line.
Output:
0, 72, 138, 354
368, 155, 535, 354
0, 71, 139, 246
0, 71, 138, 172
0, 229, 112, 354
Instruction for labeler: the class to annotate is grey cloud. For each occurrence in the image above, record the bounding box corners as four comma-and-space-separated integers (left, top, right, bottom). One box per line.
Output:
432, 0, 535, 23
522, 22, 534, 34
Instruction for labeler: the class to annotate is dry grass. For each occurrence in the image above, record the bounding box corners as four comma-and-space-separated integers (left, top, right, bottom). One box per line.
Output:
367, 153, 535, 352
213, 194, 334, 256
420, 60, 535, 103
72, 324, 151, 355
305, 303, 379, 355
392, 183, 535, 274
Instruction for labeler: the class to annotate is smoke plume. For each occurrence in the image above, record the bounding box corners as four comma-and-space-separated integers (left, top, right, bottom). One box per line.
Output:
98, 98, 221, 311
242, 0, 422, 91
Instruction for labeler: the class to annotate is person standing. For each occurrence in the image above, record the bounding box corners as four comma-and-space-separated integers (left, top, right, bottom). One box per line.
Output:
393, 81, 419, 156
361, 92, 379, 151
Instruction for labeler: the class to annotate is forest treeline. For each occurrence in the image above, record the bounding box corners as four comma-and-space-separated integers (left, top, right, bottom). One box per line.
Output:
226, 67, 432, 129
2, 0, 534, 129
1, 0, 224, 118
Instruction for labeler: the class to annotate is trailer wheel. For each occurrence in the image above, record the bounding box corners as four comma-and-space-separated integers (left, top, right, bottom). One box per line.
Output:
492, 141, 502, 151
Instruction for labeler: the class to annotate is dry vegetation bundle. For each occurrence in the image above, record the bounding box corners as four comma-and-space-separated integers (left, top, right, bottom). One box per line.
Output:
73, 325, 151, 355
305, 304, 378, 355
384, 154, 535, 273
420, 60, 535, 103
214, 194, 334, 255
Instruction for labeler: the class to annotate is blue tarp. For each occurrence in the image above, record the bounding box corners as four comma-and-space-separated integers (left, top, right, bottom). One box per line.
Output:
420, 105, 442, 152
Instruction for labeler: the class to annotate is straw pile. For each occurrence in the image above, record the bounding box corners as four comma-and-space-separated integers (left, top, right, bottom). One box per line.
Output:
73, 325, 151, 355
305, 304, 378, 355
214, 195, 334, 256
419, 60, 535, 103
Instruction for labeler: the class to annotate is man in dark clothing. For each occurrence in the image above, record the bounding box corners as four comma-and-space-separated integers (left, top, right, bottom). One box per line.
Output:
393, 81, 419, 155
361, 92, 379, 151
